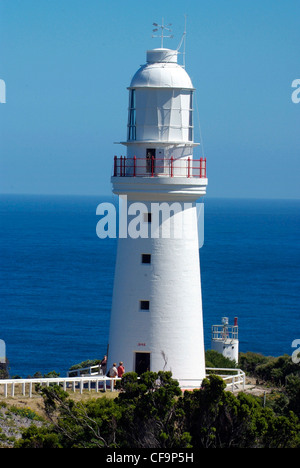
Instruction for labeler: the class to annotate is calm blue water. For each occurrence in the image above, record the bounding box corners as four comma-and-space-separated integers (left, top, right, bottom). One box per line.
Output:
0, 195, 299, 377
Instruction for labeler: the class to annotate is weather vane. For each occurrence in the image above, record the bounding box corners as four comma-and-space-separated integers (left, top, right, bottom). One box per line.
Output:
152, 18, 173, 48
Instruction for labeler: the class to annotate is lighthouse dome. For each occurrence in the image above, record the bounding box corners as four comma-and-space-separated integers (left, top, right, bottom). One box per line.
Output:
130, 48, 194, 90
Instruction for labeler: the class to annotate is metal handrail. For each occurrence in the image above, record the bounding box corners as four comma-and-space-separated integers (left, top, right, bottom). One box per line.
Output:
0, 368, 245, 398
0, 375, 119, 397
67, 364, 103, 377
113, 156, 207, 179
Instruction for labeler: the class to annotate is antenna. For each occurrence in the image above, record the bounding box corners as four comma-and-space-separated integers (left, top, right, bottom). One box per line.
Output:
152, 18, 173, 48
177, 14, 187, 68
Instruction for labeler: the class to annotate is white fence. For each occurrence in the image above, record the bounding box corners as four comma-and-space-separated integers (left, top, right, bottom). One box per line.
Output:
67, 364, 104, 377
206, 368, 245, 392
0, 368, 245, 399
0, 375, 118, 398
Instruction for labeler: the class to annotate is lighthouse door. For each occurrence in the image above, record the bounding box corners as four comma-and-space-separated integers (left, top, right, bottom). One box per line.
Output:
146, 149, 156, 174
135, 352, 150, 375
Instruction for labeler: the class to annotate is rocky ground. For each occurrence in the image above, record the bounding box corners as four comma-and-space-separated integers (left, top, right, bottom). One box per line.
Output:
0, 390, 116, 448
0, 402, 44, 448
242, 376, 275, 397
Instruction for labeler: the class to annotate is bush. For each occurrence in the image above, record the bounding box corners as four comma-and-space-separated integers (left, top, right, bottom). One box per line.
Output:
69, 359, 101, 371
239, 352, 269, 375
205, 350, 237, 369
240, 352, 300, 386
14, 372, 300, 449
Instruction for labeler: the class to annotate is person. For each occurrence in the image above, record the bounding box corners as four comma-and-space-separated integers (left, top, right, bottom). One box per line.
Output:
100, 355, 107, 375
117, 361, 125, 378
108, 363, 118, 387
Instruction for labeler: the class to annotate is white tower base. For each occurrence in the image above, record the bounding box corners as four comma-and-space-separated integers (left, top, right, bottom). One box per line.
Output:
108, 178, 207, 387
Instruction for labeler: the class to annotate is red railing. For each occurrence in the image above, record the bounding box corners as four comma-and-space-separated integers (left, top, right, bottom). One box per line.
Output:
113, 156, 207, 179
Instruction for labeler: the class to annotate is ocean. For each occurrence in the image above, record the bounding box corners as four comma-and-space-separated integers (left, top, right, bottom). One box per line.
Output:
0, 194, 299, 377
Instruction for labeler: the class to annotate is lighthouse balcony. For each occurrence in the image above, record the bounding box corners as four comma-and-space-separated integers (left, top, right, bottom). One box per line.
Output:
113, 156, 207, 179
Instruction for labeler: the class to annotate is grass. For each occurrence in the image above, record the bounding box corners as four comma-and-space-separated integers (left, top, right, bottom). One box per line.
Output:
0, 387, 119, 418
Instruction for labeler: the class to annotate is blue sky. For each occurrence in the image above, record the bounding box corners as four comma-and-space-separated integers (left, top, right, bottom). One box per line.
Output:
0, 0, 299, 198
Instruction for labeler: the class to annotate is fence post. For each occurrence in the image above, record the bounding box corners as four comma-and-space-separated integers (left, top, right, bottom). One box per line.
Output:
133, 155, 136, 177
170, 156, 173, 177
188, 157, 190, 178
200, 157, 207, 178
120, 156, 123, 177
114, 156, 117, 177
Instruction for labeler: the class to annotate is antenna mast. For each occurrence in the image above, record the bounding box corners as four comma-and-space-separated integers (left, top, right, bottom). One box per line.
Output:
152, 18, 173, 48
176, 15, 187, 68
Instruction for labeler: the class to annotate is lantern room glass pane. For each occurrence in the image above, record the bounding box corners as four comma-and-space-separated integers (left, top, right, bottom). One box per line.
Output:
189, 91, 193, 141
128, 89, 136, 140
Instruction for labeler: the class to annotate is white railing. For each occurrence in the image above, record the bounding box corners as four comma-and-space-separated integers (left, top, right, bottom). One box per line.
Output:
0, 376, 120, 398
0, 368, 245, 398
67, 364, 104, 377
178, 369, 245, 392
206, 368, 245, 392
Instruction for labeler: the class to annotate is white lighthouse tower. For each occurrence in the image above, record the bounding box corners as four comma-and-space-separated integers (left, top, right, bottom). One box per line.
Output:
108, 39, 208, 387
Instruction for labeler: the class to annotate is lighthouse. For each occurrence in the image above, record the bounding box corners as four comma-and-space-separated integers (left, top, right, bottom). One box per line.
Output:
108, 43, 208, 387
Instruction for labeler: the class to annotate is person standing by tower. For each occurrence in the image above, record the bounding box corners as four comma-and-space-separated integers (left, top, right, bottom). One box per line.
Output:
100, 355, 107, 375
117, 361, 125, 378
108, 363, 118, 386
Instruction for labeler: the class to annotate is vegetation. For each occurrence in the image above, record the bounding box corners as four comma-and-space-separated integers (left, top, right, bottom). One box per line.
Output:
0, 350, 297, 448
69, 359, 101, 372
15, 361, 300, 448
0, 363, 9, 380
0, 401, 43, 448
239, 351, 300, 424
239, 352, 300, 387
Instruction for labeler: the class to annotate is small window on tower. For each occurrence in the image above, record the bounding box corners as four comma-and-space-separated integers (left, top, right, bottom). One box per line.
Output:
140, 300, 150, 311
141, 254, 151, 264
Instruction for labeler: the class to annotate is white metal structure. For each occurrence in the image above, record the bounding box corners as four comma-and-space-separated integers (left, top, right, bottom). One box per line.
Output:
108, 45, 208, 388
211, 317, 239, 363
